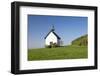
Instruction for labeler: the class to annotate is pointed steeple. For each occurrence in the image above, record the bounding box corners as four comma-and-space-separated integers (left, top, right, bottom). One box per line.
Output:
51, 25, 55, 31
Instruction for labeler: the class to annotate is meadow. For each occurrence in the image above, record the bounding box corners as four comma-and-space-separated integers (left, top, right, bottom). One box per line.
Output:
28, 45, 88, 61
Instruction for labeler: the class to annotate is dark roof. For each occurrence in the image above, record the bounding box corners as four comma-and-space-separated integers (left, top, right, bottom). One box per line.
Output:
45, 30, 61, 39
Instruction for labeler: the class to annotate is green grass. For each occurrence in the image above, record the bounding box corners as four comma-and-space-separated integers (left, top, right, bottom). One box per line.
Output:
72, 34, 88, 46
28, 45, 88, 61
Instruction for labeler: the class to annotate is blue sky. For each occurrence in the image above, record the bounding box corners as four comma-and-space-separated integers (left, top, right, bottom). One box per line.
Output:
28, 15, 87, 49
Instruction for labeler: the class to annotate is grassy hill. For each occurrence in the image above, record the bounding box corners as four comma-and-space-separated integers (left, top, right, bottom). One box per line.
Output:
28, 46, 87, 61
71, 34, 88, 46
28, 34, 88, 61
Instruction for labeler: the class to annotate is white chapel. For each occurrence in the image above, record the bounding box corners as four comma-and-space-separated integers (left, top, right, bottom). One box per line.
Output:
45, 26, 61, 46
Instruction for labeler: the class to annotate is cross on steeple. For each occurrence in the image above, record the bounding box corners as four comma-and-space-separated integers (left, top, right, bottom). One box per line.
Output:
51, 25, 55, 31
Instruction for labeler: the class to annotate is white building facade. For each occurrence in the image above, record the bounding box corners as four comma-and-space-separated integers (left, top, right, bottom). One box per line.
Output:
45, 26, 61, 46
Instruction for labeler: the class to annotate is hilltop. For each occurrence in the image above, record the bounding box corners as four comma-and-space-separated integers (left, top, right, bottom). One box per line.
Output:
71, 34, 88, 46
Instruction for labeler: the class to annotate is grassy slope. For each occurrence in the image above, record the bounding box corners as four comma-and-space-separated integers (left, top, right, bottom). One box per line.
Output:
28, 46, 88, 61
72, 34, 88, 46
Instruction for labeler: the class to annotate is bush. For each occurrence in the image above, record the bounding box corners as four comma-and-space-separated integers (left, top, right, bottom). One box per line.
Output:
45, 43, 59, 48
45, 45, 51, 48
52, 43, 58, 47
